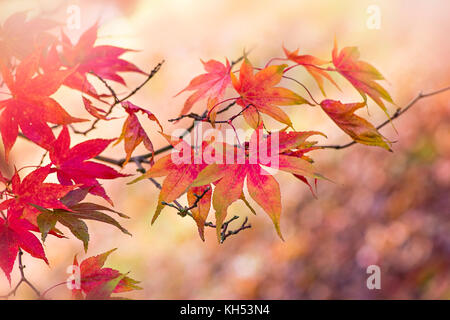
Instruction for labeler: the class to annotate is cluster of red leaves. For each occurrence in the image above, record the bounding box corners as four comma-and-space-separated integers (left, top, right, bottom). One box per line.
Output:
139, 40, 394, 242
71, 249, 140, 300
0, 9, 396, 298
0, 12, 147, 297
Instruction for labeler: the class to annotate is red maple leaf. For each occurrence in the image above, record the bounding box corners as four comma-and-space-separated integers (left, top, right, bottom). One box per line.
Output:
57, 23, 146, 98
190, 127, 325, 241
82, 96, 115, 121
48, 126, 129, 205
0, 48, 86, 160
231, 58, 313, 129
176, 59, 231, 121
130, 135, 211, 229
0, 212, 48, 283
115, 101, 163, 166
71, 249, 141, 300
0, 165, 77, 224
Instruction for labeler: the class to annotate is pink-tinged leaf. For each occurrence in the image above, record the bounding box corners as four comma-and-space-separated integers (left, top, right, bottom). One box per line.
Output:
0, 220, 18, 283
82, 97, 113, 120
48, 127, 129, 205
277, 131, 326, 153
332, 38, 394, 116
130, 140, 211, 226
190, 127, 326, 241
212, 165, 247, 241
3, 166, 77, 223
282, 148, 320, 198
0, 11, 59, 62
247, 165, 283, 240
0, 49, 86, 160
187, 185, 212, 241
115, 101, 163, 166
58, 24, 146, 98
176, 59, 231, 117
0, 107, 18, 161
278, 154, 320, 179
0, 214, 48, 282
283, 45, 340, 95
72, 249, 140, 299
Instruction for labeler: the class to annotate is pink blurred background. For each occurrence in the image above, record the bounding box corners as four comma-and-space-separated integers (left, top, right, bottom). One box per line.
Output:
0, 0, 449, 299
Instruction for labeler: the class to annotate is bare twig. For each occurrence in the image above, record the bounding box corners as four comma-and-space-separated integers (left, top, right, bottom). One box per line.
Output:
221, 216, 251, 243
72, 61, 165, 136
318, 86, 450, 150
102, 101, 238, 166
133, 160, 251, 242
167, 102, 252, 125
282, 75, 319, 105
0, 250, 41, 299
162, 186, 211, 216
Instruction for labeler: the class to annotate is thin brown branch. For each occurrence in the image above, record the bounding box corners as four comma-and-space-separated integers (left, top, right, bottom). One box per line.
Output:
318, 86, 450, 150
0, 250, 41, 299
72, 61, 165, 136
282, 75, 319, 105
161, 186, 211, 216
133, 160, 251, 242
98, 101, 238, 166
22, 86, 448, 166
167, 101, 251, 125
221, 216, 251, 243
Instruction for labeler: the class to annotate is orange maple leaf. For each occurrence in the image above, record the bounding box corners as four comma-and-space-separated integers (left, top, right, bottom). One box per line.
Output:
231, 59, 313, 129
332, 39, 394, 117
320, 99, 392, 151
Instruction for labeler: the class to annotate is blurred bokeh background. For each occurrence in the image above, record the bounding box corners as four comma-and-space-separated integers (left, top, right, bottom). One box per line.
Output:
0, 0, 449, 299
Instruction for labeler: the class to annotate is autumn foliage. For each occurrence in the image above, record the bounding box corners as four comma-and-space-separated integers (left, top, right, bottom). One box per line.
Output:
0, 11, 401, 299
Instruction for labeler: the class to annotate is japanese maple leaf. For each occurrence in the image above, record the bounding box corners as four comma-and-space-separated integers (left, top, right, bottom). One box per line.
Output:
332, 39, 394, 116
231, 58, 313, 129
0, 169, 7, 185
130, 135, 211, 231
187, 185, 212, 241
48, 126, 129, 205
71, 249, 141, 300
283, 45, 340, 96
176, 59, 231, 122
0, 212, 48, 283
58, 23, 146, 98
191, 127, 325, 241
0, 165, 77, 226
0, 11, 58, 62
36, 188, 131, 252
282, 146, 321, 198
0, 48, 86, 160
82, 96, 115, 121
115, 101, 163, 166
320, 99, 392, 151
